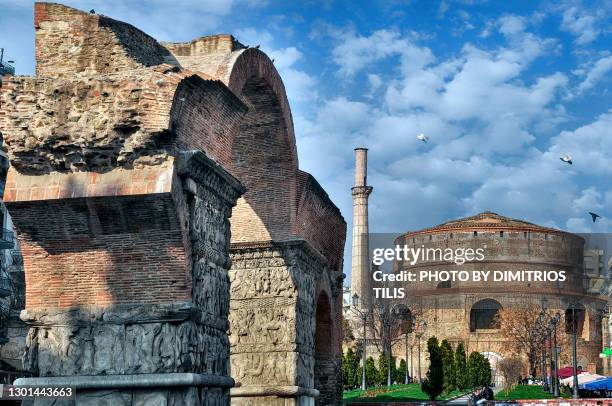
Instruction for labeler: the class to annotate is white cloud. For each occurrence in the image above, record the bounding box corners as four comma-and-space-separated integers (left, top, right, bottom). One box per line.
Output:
329, 29, 433, 78
367, 73, 383, 93
546, 110, 612, 175
576, 55, 612, 94
498, 15, 526, 36
561, 6, 601, 45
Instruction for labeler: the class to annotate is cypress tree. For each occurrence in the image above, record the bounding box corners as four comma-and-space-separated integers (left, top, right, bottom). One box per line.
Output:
468, 351, 492, 388
397, 358, 407, 384
440, 339, 456, 393
454, 342, 469, 390
365, 356, 378, 388
421, 336, 444, 400
378, 353, 388, 386
345, 348, 358, 388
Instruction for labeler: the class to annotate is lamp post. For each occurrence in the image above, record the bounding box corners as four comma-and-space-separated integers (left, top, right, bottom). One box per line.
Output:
386, 317, 392, 387
413, 318, 427, 383
547, 324, 554, 394
537, 312, 548, 391
351, 294, 369, 390
404, 332, 409, 384
410, 337, 414, 382
549, 313, 560, 397
571, 306, 579, 399
541, 335, 548, 391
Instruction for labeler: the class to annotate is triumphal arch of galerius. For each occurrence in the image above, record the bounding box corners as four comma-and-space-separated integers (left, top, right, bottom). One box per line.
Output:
0, 3, 346, 405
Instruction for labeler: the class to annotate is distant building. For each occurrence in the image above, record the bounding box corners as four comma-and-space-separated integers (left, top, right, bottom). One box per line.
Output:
584, 249, 607, 296
391, 212, 608, 383
0, 48, 15, 78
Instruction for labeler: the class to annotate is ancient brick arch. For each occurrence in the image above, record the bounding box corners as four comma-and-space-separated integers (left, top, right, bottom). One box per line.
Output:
165, 32, 346, 406
224, 48, 298, 169
226, 55, 298, 242
314, 290, 341, 406
0, 3, 346, 406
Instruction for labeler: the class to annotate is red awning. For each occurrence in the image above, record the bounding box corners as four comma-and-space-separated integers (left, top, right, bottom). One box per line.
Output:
557, 366, 584, 379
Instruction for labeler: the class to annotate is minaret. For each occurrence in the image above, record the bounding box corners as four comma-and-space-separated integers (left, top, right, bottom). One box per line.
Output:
351, 148, 373, 308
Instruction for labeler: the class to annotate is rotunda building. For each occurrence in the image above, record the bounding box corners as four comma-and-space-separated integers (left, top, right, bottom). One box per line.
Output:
392, 212, 607, 383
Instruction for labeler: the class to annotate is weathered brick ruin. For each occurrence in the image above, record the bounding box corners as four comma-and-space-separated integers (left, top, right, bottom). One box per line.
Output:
0, 3, 346, 405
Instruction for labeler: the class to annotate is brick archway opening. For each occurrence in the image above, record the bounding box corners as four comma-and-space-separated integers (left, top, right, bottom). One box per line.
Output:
470, 299, 502, 332
229, 75, 297, 242
314, 291, 334, 405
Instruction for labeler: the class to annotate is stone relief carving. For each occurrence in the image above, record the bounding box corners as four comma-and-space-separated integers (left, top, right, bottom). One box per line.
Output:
228, 241, 327, 395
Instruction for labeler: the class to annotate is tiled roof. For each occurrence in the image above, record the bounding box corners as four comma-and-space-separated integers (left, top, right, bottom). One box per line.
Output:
402, 211, 563, 236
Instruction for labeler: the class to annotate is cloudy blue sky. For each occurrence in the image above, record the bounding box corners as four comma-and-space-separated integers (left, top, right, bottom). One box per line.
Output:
1, 0, 611, 277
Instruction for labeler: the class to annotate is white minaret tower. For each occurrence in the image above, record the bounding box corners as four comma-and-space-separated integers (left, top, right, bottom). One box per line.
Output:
351, 148, 373, 309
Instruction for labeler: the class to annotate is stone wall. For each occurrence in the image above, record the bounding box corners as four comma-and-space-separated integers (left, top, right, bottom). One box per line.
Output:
229, 241, 324, 405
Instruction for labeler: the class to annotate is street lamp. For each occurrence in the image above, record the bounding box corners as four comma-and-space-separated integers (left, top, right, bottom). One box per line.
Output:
404, 332, 410, 384
570, 305, 579, 399
537, 312, 549, 391
351, 293, 369, 390
383, 313, 392, 387
413, 317, 427, 383
548, 313, 560, 397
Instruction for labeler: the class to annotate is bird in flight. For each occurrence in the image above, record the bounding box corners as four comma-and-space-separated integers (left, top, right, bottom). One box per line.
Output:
560, 154, 573, 165
589, 212, 601, 223
416, 133, 429, 143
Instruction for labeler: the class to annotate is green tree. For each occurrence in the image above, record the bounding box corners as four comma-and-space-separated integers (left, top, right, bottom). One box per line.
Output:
389, 356, 398, 384
377, 353, 388, 385
440, 339, 456, 393
479, 355, 492, 386
360, 356, 378, 388
396, 358, 407, 384
342, 351, 349, 389
421, 336, 444, 400
454, 342, 469, 390
343, 348, 359, 389
468, 352, 492, 388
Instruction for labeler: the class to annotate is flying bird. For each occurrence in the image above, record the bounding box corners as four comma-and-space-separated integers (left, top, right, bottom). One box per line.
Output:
560, 154, 573, 165
416, 133, 429, 143
589, 212, 601, 223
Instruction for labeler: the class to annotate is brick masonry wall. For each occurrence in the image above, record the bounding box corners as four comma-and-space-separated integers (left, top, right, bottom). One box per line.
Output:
9, 192, 189, 308
295, 170, 347, 273
34, 3, 171, 78
171, 76, 247, 169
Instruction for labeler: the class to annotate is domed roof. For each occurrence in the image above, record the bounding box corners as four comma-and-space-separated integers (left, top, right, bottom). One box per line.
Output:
402, 211, 565, 237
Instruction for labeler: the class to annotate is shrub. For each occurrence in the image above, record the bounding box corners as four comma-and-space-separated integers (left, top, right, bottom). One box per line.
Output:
498, 357, 524, 392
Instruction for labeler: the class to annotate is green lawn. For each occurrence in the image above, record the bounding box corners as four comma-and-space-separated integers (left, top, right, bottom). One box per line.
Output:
343, 383, 467, 403
495, 385, 570, 400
